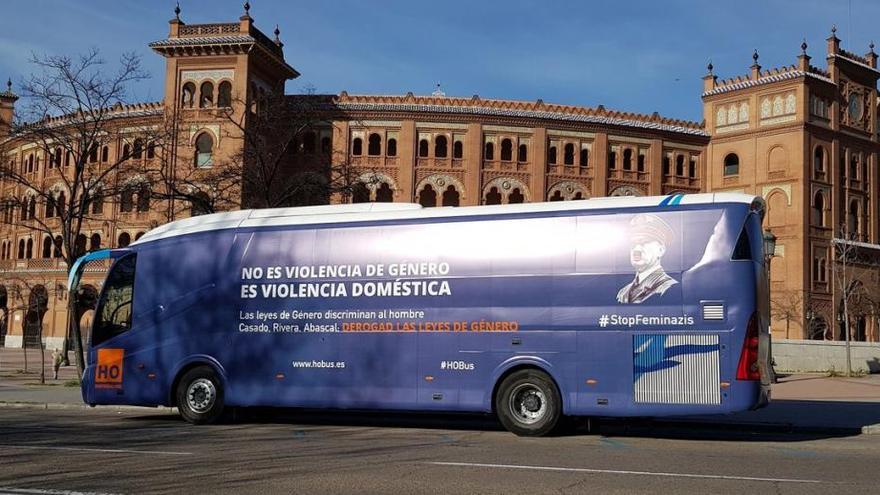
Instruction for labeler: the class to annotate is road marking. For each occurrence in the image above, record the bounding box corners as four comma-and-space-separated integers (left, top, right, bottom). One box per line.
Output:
427, 462, 826, 484
0, 489, 118, 495
0, 444, 192, 456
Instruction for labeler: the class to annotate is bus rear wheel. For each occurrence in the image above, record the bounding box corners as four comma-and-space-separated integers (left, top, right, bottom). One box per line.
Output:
495, 369, 561, 437
176, 366, 225, 425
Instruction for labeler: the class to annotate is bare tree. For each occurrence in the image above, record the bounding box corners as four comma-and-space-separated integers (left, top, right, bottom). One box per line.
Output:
770, 289, 804, 339
832, 224, 867, 377
214, 92, 367, 210
0, 49, 162, 376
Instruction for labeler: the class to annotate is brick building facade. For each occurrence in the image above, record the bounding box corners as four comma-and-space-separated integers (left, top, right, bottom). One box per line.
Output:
0, 8, 878, 349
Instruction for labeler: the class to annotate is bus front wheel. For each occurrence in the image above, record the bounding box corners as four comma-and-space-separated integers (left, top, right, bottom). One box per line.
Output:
495, 369, 561, 437
176, 366, 225, 425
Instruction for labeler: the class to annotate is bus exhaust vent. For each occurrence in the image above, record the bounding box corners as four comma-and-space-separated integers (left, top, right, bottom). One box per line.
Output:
702, 303, 725, 320
633, 334, 721, 405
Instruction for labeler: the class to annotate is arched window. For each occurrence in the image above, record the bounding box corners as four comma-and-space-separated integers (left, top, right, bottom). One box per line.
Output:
42, 236, 52, 259
814, 146, 825, 175
101, 146, 109, 163
89, 233, 101, 252
53, 236, 62, 258
120, 188, 134, 213
500, 139, 513, 161
117, 232, 131, 248
549, 190, 564, 201
132, 139, 143, 159
91, 190, 103, 214
508, 188, 525, 204
376, 183, 394, 202
580, 148, 589, 167
688, 157, 697, 178
136, 185, 150, 212
850, 155, 858, 179
217, 81, 232, 107
637, 153, 646, 172
135, 232, 145, 241
675, 155, 685, 176
387, 138, 397, 157
122, 144, 131, 161
45, 194, 55, 218
484, 142, 494, 161
848, 200, 859, 235
812, 192, 825, 227
623, 149, 633, 171
28, 197, 36, 219
548, 146, 557, 164
88, 144, 98, 163
191, 192, 211, 216
17, 239, 24, 259
146, 142, 155, 160
435, 135, 448, 158
199, 81, 214, 108
351, 183, 370, 204
74, 234, 86, 257
321, 136, 331, 154
564, 143, 575, 165
419, 139, 429, 158
195, 132, 213, 167
441, 185, 460, 207
181, 82, 195, 108
418, 185, 437, 207
723, 153, 739, 176
352, 137, 363, 156
303, 132, 316, 154
26, 238, 33, 259
518, 143, 528, 162
663, 155, 671, 175
485, 186, 502, 205
367, 133, 381, 156
55, 191, 65, 216
53, 147, 62, 168
608, 150, 616, 169
453, 140, 463, 159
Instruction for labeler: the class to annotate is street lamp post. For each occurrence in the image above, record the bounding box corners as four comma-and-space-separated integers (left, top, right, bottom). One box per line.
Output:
763, 230, 777, 383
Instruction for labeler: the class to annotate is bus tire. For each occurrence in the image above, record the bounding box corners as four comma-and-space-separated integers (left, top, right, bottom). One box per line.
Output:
176, 366, 225, 425
495, 369, 561, 437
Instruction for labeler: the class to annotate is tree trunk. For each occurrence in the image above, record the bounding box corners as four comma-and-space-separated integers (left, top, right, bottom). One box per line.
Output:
68, 289, 85, 380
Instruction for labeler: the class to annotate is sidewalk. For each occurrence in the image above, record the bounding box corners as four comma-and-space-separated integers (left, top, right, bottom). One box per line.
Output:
1, 348, 878, 434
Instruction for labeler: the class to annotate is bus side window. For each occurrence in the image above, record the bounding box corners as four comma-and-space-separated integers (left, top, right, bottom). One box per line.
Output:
92, 254, 137, 346
732, 226, 751, 261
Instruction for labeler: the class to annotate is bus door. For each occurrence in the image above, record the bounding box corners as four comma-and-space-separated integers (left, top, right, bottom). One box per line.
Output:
74, 252, 141, 405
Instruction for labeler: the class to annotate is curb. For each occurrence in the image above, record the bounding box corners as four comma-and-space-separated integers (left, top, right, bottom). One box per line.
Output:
0, 401, 176, 414
613, 418, 877, 436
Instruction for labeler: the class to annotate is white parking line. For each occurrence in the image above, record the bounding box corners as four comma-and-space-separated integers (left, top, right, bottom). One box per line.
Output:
427, 461, 826, 484
0, 489, 117, 495
0, 444, 192, 456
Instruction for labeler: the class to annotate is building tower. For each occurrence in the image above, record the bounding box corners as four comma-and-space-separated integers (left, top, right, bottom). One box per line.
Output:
148, 2, 299, 211
702, 28, 880, 341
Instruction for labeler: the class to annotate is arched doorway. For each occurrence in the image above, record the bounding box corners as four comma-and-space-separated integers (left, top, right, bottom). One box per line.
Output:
23, 285, 48, 348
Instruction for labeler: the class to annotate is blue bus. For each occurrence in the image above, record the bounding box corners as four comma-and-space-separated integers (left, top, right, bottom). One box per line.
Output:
69, 193, 771, 436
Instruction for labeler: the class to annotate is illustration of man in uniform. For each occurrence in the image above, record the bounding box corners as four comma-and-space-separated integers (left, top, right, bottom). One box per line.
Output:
616, 213, 678, 304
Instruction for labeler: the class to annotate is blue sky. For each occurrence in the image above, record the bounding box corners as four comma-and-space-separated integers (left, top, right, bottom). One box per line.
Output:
0, 0, 876, 122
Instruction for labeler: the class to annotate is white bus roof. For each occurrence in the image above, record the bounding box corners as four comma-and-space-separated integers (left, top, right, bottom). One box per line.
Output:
133, 192, 757, 246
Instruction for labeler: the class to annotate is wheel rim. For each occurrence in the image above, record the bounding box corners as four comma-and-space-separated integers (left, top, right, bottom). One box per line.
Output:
186, 378, 216, 413
508, 383, 547, 425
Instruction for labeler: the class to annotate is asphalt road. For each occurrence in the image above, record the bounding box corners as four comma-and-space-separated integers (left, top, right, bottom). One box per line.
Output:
0, 408, 877, 494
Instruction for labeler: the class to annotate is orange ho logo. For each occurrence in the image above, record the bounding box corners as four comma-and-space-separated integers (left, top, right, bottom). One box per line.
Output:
96, 348, 124, 389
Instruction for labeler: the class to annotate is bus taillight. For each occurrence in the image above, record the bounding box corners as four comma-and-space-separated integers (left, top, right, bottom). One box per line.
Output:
736, 311, 760, 381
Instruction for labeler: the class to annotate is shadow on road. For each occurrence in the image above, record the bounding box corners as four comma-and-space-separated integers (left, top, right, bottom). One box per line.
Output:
121, 399, 874, 442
